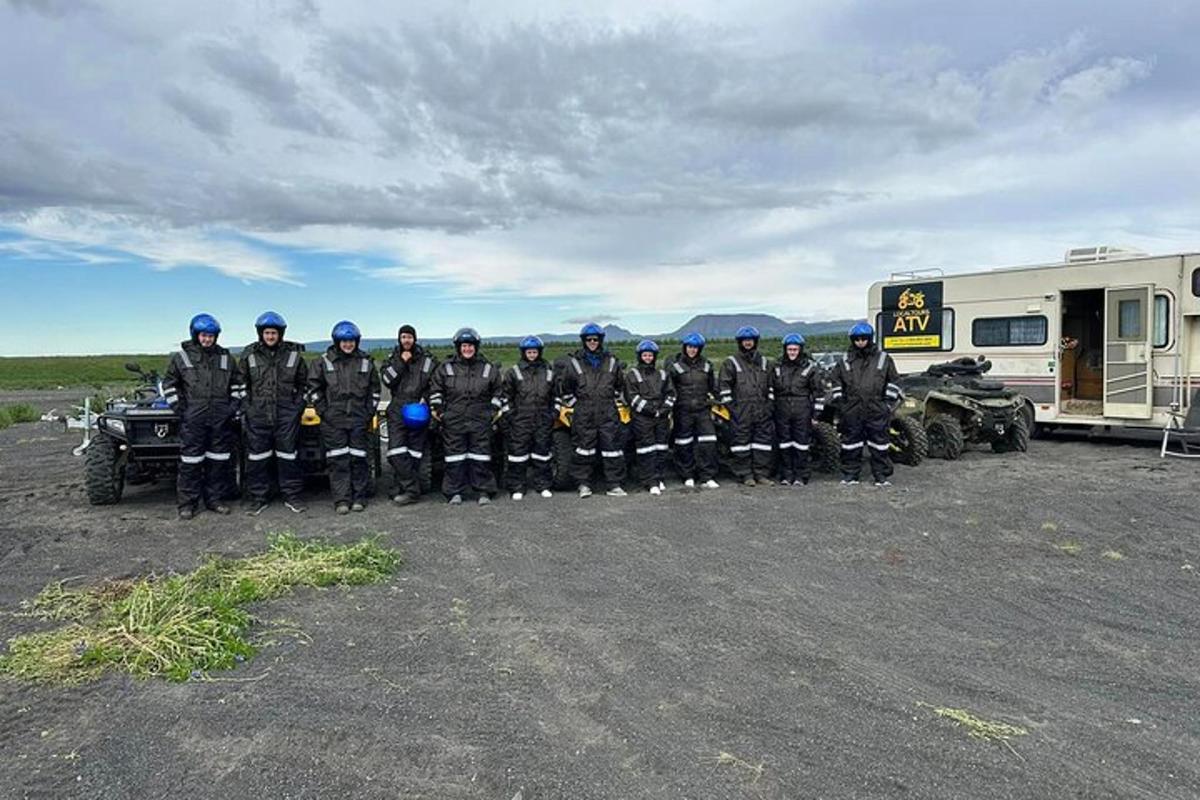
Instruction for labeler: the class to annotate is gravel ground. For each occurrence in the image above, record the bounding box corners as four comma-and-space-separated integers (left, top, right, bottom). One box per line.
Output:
0, 416, 1197, 799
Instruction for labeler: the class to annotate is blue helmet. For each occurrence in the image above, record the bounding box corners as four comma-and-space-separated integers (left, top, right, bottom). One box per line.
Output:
735, 325, 760, 341
453, 327, 481, 345
782, 333, 805, 347
636, 339, 659, 355
681, 332, 706, 350
255, 311, 287, 334
401, 402, 431, 429
579, 322, 605, 340
331, 320, 361, 344
189, 313, 221, 340
849, 322, 875, 341
519, 335, 544, 352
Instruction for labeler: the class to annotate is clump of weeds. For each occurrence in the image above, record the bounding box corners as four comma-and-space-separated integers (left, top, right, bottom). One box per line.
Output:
0, 533, 401, 685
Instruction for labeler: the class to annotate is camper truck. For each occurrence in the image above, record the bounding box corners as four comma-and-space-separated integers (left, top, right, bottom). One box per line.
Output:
867, 248, 1200, 435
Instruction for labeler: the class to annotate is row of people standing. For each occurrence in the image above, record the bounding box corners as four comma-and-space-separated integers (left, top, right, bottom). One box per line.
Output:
162, 313, 899, 518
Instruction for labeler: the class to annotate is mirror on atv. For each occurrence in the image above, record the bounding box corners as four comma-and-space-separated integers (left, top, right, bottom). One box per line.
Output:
125, 362, 143, 374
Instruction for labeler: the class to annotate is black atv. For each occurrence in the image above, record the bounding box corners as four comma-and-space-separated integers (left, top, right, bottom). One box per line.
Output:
84, 362, 194, 505
895, 357, 1031, 459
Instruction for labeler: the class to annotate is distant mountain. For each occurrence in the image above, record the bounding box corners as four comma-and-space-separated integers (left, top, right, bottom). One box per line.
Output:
659, 314, 856, 340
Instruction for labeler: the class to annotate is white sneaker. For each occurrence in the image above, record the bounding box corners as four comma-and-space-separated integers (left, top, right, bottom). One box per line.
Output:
540, 489, 553, 498
578, 485, 593, 498
703, 479, 720, 489
649, 486, 662, 496
658, 480, 666, 491
511, 492, 524, 501
606, 487, 627, 497
684, 478, 695, 489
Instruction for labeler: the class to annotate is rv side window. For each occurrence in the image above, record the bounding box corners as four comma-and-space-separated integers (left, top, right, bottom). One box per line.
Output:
971, 315, 1047, 347
1193, 268, 1200, 297
1153, 295, 1169, 348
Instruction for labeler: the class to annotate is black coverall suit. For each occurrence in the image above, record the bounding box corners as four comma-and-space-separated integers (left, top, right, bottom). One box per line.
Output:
305, 346, 381, 505
501, 357, 556, 494
381, 344, 437, 500
771, 355, 824, 484
832, 344, 901, 482
238, 340, 308, 504
429, 354, 503, 498
558, 349, 627, 490
163, 340, 242, 511
626, 360, 676, 488
718, 348, 776, 480
668, 352, 718, 482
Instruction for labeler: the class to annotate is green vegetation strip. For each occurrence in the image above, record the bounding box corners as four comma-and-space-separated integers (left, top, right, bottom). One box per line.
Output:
0, 336, 847, 390
0, 533, 401, 684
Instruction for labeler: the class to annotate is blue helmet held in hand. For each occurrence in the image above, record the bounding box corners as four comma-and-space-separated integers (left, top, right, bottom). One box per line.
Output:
189, 313, 221, 340
401, 402, 431, 429
331, 320, 361, 344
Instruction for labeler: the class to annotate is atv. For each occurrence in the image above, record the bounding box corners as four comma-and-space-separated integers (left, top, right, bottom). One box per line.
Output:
808, 397, 928, 471
895, 356, 1031, 460
85, 362, 198, 505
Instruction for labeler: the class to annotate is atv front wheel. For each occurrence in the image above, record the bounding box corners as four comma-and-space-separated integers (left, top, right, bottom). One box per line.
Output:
552, 427, 576, 490
811, 421, 842, 474
993, 411, 1030, 453
890, 415, 928, 466
85, 433, 125, 505
926, 414, 965, 460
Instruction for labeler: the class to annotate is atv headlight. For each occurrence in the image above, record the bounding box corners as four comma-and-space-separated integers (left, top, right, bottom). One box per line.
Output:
104, 418, 126, 435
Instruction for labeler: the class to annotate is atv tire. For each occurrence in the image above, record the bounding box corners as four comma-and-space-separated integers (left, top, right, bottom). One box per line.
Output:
552, 428, 575, 490
926, 414, 965, 460
85, 433, 125, 505
811, 421, 842, 474
890, 415, 928, 467
993, 411, 1030, 454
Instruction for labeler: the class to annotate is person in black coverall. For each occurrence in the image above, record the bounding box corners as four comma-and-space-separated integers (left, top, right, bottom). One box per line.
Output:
718, 325, 776, 486
501, 335, 556, 501
429, 327, 504, 505
239, 311, 309, 515
771, 333, 825, 487
626, 339, 675, 495
305, 320, 381, 513
557, 322, 627, 498
380, 324, 438, 505
831, 322, 902, 486
163, 313, 242, 519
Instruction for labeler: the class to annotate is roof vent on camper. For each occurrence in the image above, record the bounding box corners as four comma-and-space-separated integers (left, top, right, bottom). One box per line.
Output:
1064, 245, 1147, 264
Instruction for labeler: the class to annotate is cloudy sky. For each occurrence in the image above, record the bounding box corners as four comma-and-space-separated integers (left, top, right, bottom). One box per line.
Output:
1, 0, 1197, 355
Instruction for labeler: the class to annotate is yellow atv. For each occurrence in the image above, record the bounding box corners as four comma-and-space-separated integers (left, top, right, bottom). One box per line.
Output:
550, 401, 633, 490
297, 405, 385, 493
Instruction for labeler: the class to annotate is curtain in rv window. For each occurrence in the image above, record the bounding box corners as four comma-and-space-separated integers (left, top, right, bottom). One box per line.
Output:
971, 316, 1047, 347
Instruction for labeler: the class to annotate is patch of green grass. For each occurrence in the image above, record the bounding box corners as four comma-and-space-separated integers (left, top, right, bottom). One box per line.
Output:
709, 751, 765, 783
0, 407, 9, 430
921, 703, 1029, 742
1101, 549, 1125, 561
2, 403, 41, 425
1053, 541, 1082, 555
0, 533, 401, 685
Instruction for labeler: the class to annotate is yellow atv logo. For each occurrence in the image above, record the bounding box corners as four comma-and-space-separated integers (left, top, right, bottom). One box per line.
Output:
897, 288, 926, 310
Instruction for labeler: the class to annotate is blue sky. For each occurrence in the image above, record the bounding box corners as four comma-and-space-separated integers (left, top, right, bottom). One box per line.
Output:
1, 0, 1198, 355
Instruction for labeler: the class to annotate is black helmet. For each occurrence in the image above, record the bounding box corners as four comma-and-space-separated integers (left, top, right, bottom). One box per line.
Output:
453, 327, 481, 346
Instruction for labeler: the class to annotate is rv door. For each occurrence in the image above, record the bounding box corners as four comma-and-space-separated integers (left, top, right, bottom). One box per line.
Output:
1103, 285, 1154, 418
